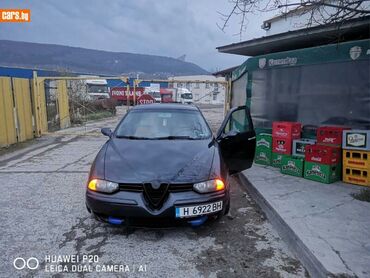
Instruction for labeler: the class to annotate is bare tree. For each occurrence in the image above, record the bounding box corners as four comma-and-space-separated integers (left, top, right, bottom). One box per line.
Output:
218, 0, 370, 39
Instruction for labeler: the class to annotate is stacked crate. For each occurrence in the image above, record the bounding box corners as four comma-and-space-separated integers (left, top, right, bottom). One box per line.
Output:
254, 133, 273, 166
303, 126, 349, 184
342, 130, 370, 187
271, 122, 301, 168
280, 138, 316, 177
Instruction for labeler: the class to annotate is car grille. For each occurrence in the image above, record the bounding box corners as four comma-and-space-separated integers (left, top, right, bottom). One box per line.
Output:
119, 183, 194, 209
119, 183, 193, 192
119, 184, 143, 192
143, 183, 169, 209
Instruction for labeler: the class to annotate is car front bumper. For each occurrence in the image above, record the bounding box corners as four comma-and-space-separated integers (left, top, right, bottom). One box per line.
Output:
86, 189, 229, 220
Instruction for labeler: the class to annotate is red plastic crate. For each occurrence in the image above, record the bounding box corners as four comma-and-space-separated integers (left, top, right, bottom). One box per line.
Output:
317, 126, 351, 146
272, 122, 302, 139
272, 137, 292, 154
305, 144, 341, 165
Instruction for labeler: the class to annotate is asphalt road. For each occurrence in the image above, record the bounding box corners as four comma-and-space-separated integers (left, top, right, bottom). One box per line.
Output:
0, 105, 307, 278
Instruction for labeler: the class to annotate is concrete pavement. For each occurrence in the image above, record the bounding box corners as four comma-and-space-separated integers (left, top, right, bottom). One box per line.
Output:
242, 165, 370, 278
0, 105, 306, 278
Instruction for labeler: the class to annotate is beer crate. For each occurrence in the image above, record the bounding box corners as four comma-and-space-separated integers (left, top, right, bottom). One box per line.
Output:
343, 150, 370, 170
304, 161, 341, 184
301, 125, 318, 140
272, 153, 288, 168
292, 138, 316, 157
317, 126, 350, 146
254, 133, 272, 166
255, 149, 272, 166
343, 167, 370, 187
280, 156, 304, 177
272, 121, 301, 139
305, 144, 341, 165
255, 127, 272, 135
272, 137, 292, 155
342, 130, 370, 151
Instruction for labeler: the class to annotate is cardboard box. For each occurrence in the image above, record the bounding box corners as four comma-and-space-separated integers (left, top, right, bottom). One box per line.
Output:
304, 161, 341, 184
342, 130, 370, 151
280, 156, 304, 177
292, 138, 316, 157
305, 144, 341, 165
272, 122, 302, 139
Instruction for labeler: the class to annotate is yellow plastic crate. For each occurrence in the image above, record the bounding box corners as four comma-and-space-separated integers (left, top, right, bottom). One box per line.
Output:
343, 167, 370, 187
343, 150, 370, 170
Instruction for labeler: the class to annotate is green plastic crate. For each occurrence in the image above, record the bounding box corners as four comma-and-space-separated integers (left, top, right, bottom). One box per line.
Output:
272, 153, 288, 168
280, 156, 304, 177
255, 127, 272, 135
304, 161, 341, 184
254, 133, 272, 165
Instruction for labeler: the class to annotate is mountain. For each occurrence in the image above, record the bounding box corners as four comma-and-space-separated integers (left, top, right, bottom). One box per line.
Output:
0, 40, 209, 78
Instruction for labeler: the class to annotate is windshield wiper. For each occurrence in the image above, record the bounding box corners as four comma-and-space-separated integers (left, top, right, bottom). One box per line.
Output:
153, 136, 198, 140
115, 135, 152, 140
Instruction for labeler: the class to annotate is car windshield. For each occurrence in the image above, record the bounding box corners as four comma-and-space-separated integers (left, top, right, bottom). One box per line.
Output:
182, 93, 193, 99
115, 109, 212, 139
87, 84, 109, 94
150, 92, 161, 98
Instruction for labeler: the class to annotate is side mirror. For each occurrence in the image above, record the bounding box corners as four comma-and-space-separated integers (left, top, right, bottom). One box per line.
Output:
101, 128, 112, 137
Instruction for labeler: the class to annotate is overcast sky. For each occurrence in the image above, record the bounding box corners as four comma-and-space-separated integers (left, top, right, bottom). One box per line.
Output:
0, 0, 274, 71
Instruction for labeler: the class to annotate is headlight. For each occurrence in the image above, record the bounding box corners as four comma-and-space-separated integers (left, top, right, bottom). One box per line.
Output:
193, 179, 225, 193
88, 179, 119, 193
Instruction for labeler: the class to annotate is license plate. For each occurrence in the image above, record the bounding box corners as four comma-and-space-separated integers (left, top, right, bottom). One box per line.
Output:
175, 201, 223, 218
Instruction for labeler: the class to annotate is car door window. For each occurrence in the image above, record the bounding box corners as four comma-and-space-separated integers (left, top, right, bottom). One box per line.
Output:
224, 108, 251, 134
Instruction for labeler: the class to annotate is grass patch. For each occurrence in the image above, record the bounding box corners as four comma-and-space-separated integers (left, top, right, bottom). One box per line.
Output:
84, 111, 114, 121
351, 189, 370, 202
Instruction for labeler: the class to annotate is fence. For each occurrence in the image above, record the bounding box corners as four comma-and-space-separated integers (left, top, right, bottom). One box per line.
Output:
0, 74, 70, 147
1, 73, 230, 148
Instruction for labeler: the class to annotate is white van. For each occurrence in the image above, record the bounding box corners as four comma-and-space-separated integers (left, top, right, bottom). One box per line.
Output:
176, 88, 193, 104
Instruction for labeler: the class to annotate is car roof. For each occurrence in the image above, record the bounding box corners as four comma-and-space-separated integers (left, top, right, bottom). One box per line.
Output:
131, 103, 199, 111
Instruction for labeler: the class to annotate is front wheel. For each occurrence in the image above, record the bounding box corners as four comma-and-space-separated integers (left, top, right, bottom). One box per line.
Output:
224, 200, 230, 215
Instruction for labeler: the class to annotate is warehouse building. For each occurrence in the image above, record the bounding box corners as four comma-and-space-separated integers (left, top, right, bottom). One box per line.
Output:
168, 75, 226, 104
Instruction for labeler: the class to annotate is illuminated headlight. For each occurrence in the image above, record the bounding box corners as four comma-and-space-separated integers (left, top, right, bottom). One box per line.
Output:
193, 179, 225, 193
88, 179, 119, 193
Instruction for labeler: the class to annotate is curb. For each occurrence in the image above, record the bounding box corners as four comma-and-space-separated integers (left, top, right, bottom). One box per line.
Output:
237, 173, 329, 278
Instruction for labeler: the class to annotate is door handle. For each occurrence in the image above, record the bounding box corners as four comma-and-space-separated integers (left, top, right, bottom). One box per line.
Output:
248, 136, 256, 141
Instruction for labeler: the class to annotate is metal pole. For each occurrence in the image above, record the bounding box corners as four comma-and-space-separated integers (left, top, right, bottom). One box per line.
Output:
133, 80, 136, 106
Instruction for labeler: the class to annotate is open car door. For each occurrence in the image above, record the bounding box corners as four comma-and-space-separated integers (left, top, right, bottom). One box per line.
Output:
216, 105, 256, 174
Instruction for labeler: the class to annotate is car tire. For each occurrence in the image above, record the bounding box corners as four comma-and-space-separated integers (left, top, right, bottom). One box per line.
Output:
224, 199, 230, 215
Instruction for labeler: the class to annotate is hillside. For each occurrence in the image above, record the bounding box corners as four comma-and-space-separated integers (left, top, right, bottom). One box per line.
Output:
0, 40, 209, 78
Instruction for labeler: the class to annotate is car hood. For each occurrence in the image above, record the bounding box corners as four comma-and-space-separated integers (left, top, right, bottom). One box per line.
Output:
103, 138, 217, 183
